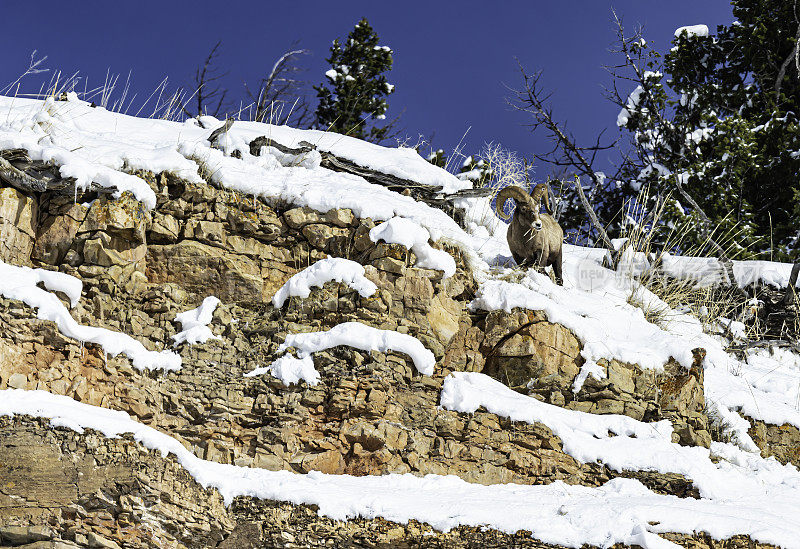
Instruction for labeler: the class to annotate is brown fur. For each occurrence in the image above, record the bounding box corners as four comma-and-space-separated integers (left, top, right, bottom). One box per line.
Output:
495, 184, 564, 284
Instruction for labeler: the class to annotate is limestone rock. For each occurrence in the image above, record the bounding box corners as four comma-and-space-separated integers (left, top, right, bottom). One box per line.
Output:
0, 186, 37, 264
0, 525, 55, 544
480, 309, 711, 447
148, 212, 180, 243
32, 202, 85, 265
748, 416, 800, 467
82, 233, 146, 268
80, 192, 148, 243
0, 175, 739, 546
427, 294, 462, 344
147, 240, 263, 303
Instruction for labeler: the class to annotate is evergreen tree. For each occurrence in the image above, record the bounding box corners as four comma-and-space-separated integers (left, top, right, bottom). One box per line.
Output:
616, 1, 800, 259
458, 155, 493, 187
426, 148, 447, 168
314, 18, 395, 142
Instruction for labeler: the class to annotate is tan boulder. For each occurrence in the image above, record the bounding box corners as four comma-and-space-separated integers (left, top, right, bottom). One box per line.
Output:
427, 294, 463, 344
748, 417, 800, 467
80, 192, 148, 243
83, 233, 147, 268
0, 186, 37, 264
482, 309, 582, 390
149, 212, 180, 242
146, 240, 264, 303
32, 202, 86, 265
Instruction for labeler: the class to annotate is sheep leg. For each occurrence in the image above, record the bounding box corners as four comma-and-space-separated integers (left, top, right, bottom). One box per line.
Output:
511, 250, 526, 267
537, 246, 548, 268
552, 249, 564, 286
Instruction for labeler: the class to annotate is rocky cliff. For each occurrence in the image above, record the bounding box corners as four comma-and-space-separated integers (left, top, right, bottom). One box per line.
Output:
0, 104, 798, 548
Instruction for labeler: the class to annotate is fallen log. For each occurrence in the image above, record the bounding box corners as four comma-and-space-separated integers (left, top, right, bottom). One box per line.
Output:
0, 149, 116, 198
249, 136, 491, 208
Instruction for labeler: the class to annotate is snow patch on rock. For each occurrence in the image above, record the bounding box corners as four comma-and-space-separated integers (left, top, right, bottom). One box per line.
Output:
369, 217, 457, 278
172, 296, 221, 347
0, 260, 181, 371
272, 258, 377, 308
244, 355, 320, 386
2, 389, 800, 549
278, 322, 435, 376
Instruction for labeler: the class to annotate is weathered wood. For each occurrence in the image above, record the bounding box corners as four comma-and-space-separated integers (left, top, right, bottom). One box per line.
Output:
248, 136, 491, 212
781, 262, 800, 306
0, 149, 115, 198
249, 136, 311, 158
0, 153, 52, 193
729, 338, 800, 354
207, 118, 235, 145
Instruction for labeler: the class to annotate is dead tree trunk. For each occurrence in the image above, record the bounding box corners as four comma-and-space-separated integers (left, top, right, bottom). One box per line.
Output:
781, 262, 800, 306
0, 150, 116, 198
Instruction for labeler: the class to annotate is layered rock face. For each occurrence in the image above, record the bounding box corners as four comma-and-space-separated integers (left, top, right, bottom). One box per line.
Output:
0, 173, 788, 548
0, 417, 771, 549
479, 309, 711, 447
748, 418, 800, 467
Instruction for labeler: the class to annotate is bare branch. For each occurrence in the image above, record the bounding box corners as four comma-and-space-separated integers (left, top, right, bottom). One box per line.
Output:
509, 62, 617, 254
246, 48, 311, 126
183, 41, 230, 119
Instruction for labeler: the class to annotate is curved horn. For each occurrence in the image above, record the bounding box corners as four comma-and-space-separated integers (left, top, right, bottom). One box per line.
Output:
494, 185, 533, 221
530, 183, 551, 214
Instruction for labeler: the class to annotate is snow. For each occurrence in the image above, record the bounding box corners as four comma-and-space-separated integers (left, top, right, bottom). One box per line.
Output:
469, 272, 687, 388
675, 24, 710, 38
467, 245, 800, 436
172, 296, 220, 347
278, 322, 435, 376
202, 117, 472, 195
272, 257, 377, 308
2, 93, 794, 292
4, 91, 794, 427
369, 217, 457, 278
0, 94, 200, 209
244, 354, 320, 386
0, 260, 181, 371
617, 85, 644, 128
6, 90, 800, 548
441, 372, 800, 503
0, 93, 470, 211
661, 253, 800, 289
4, 389, 800, 549
454, 198, 800, 433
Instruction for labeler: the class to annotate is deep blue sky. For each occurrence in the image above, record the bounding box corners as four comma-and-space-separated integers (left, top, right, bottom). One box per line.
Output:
3, 1, 733, 171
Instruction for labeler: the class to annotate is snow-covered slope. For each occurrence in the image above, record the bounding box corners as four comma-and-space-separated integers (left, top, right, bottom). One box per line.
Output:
2, 93, 800, 548
3, 389, 799, 549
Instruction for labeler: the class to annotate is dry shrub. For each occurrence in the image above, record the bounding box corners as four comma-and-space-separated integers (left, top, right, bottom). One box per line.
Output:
618, 186, 755, 335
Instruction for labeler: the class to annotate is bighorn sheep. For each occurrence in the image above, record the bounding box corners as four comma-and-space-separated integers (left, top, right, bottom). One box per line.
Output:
494, 183, 564, 284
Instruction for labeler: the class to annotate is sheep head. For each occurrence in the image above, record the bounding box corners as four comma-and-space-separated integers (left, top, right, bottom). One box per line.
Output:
529, 183, 552, 231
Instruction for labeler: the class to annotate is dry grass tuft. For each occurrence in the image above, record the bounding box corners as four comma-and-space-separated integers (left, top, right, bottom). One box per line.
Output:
617, 186, 755, 334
